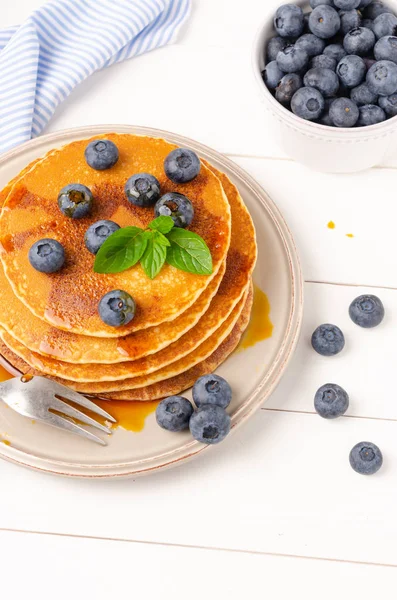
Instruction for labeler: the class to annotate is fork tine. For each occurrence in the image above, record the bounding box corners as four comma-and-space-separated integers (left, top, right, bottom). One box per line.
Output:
49, 381, 116, 423
49, 396, 113, 435
41, 411, 107, 446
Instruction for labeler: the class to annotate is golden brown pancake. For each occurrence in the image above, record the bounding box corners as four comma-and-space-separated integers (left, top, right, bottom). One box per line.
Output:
0, 134, 231, 337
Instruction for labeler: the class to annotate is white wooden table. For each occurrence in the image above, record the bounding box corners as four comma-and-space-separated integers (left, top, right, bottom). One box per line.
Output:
2, 1, 397, 597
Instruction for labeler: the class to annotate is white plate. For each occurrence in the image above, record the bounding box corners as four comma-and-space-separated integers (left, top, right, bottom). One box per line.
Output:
0, 125, 303, 478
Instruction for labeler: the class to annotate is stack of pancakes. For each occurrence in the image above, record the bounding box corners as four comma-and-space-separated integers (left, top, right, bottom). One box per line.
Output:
0, 134, 256, 401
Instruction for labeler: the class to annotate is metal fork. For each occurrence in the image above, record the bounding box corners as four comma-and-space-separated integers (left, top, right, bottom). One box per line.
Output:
0, 375, 116, 446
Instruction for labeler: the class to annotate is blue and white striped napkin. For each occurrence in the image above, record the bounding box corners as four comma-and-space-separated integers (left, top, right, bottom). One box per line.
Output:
0, 0, 191, 154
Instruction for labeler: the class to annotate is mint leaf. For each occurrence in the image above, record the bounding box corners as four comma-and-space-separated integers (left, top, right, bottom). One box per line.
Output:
148, 216, 174, 234
155, 231, 171, 247
140, 232, 167, 279
166, 229, 213, 275
94, 226, 148, 274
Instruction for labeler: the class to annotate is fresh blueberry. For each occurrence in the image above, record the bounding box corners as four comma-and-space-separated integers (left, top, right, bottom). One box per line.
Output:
334, 0, 360, 8
337, 54, 366, 87
277, 46, 309, 73
291, 86, 325, 120
378, 91, 397, 114
274, 4, 305, 38
344, 27, 376, 55
367, 59, 397, 94
359, 0, 374, 8
84, 139, 119, 171
373, 12, 397, 39
349, 442, 383, 475
57, 183, 93, 219
361, 18, 375, 31
192, 374, 232, 409
340, 9, 362, 35
314, 383, 349, 418
295, 33, 326, 56
84, 220, 120, 255
364, 1, 391, 20
311, 54, 337, 69
311, 324, 345, 356
310, 0, 334, 6
351, 82, 379, 104
98, 290, 135, 327
349, 294, 385, 327
262, 61, 285, 90
164, 148, 201, 184
374, 35, 397, 62
276, 73, 303, 104
28, 238, 65, 273
319, 110, 334, 125
267, 36, 289, 61
156, 396, 194, 432
358, 103, 387, 123
324, 43, 347, 62
304, 67, 340, 97
309, 6, 341, 39
124, 173, 161, 207
363, 56, 377, 69
189, 405, 231, 445
154, 192, 194, 228
329, 97, 360, 125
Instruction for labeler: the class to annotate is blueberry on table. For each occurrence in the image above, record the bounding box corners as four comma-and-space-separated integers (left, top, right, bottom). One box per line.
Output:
357, 103, 387, 124
378, 92, 397, 115
156, 396, 194, 432
309, 6, 341, 39
277, 46, 309, 73
343, 27, 376, 55
314, 383, 349, 419
374, 35, 397, 63
262, 61, 284, 90
304, 67, 340, 97
350, 82, 379, 105
274, 4, 305, 38
291, 86, 325, 120
84, 220, 120, 255
373, 12, 397, 39
189, 405, 231, 445
267, 36, 289, 62
58, 183, 93, 219
334, 0, 360, 9
28, 238, 65, 273
364, 1, 391, 20
276, 73, 303, 105
329, 97, 360, 126
340, 9, 362, 35
164, 148, 201, 184
84, 139, 119, 170
311, 54, 337, 70
124, 173, 161, 207
98, 290, 135, 327
324, 43, 347, 63
349, 294, 385, 327
155, 192, 194, 228
295, 33, 326, 57
192, 374, 232, 409
337, 55, 366, 87
311, 324, 345, 356
349, 442, 383, 475
366, 60, 397, 95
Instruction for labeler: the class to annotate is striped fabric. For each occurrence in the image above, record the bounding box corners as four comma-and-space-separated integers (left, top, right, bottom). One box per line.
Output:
0, 0, 191, 154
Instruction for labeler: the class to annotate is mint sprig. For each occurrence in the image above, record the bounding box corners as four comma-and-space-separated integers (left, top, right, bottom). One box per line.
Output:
93, 216, 213, 279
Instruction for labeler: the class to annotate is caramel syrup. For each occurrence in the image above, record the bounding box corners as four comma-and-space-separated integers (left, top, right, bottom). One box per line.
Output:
0, 235, 14, 253
95, 399, 159, 432
237, 284, 273, 351
0, 365, 13, 382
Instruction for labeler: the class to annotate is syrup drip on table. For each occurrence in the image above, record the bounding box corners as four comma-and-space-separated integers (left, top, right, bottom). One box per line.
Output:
237, 284, 273, 351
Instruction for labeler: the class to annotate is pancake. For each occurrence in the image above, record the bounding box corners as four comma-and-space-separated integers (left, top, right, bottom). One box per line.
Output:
0, 134, 231, 337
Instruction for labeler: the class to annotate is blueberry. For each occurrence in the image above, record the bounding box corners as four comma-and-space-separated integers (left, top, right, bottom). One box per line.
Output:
164, 148, 201, 184
124, 173, 161, 207
262, 61, 284, 90
337, 54, 366, 87
84, 220, 120, 255
329, 96, 360, 125
304, 67, 340, 97
314, 383, 349, 418
334, 0, 360, 8
373, 12, 397, 38
277, 46, 309, 73
310, 0, 334, 6
304, 11, 311, 31
374, 35, 397, 62
351, 82, 379, 104
98, 290, 135, 327
154, 192, 194, 228
28, 238, 65, 273
84, 139, 119, 171
156, 396, 194, 432
324, 43, 347, 62
361, 18, 375, 31
311, 324, 345, 356
363, 56, 377, 69
309, 6, 341, 38
367, 59, 397, 94
358, 103, 387, 123
189, 405, 231, 445
295, 33, 326, 56
274, 4, 305, 38
192, 374, 232, 409
267, 36, 289, 61
349, 294, 385, 327
378, 91, 397, 114
276, 73, 303, 104
311, 54, 337, 69
344, 27, 376, 54
319, 110, 334, 125
291, 86, 325, 120
364, 1, 391, 20
340, 9, 362, 35
349, 442, 383, 475
57, 183, 93, 219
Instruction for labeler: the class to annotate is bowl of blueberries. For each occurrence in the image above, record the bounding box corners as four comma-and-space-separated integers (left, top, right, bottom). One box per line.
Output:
253, 0, 397, 172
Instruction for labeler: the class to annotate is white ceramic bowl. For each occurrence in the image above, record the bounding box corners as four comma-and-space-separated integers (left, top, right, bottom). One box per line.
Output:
252, 0, 397, 173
